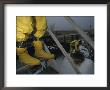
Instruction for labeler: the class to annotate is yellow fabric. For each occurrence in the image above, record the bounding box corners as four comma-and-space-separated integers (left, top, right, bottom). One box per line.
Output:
16, 16, 49, 64
33, 40, 54, 60
70, 40, 79, 46
16, 16, 47, 42
34, 16, 47, 38
70, 40, 80, 52
33, 40, 43, 49
16, 48, 41, 65
16, 48, 26, 55
16, 16, 33, 42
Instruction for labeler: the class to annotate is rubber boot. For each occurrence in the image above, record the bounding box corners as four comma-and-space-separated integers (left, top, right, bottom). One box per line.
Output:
17, 48, 41, 65
33, 40, 55, 60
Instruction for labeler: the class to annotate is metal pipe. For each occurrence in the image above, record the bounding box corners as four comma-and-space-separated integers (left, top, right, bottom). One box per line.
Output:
47, 28, 81, 74
64, 16, 94, 49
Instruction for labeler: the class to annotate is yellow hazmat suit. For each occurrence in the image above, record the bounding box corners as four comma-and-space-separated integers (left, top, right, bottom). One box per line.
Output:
70, 40, 80, 53
33, 40, 54, 60
16, 16, 54, 66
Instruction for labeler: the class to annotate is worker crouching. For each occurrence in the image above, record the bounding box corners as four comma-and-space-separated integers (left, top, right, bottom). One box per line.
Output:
16, 16, 54, 66
70, 35, 81, 55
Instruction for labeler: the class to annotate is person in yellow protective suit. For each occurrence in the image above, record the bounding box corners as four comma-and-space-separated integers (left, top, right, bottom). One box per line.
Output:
70, 35, 80, 54
16, 16, 54, 66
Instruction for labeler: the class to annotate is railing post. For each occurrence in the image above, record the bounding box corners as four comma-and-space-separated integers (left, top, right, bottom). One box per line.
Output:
47, 28, 81, 74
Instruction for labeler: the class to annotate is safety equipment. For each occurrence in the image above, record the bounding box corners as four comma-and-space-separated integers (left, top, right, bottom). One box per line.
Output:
16, 16, 33, 42
33, 40, 55, 60
16, 16, 44, 66
70, 40, 80, 53
16, 16, 47, 41
16, 48, 41, 65
16, 16, 52, 66
34, 16, 47, 38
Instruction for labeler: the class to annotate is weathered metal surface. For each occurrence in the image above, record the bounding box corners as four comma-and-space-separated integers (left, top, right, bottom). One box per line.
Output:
64, 16, 94, 49
47, 28, 81, 74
